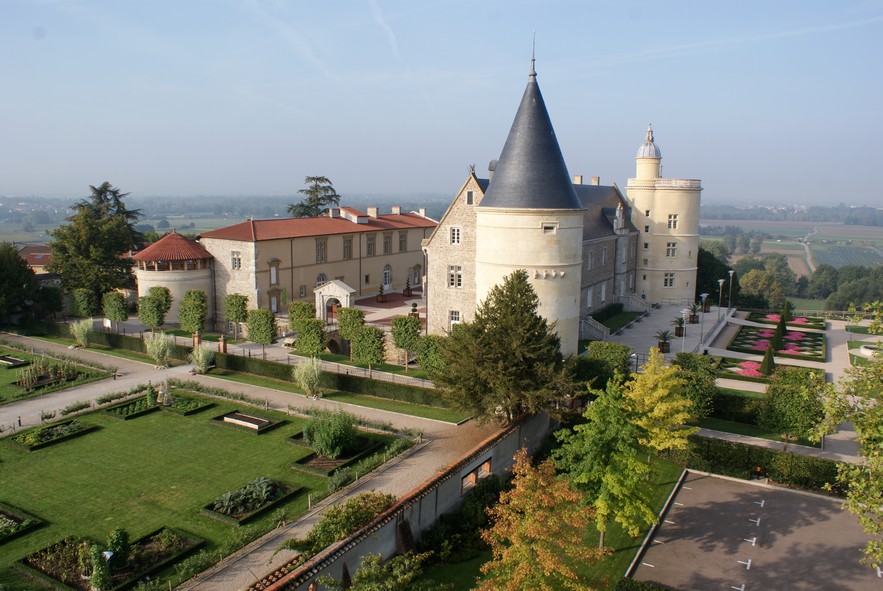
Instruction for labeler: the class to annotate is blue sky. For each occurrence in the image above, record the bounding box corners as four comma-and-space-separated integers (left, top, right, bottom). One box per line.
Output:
2, 0, 881, 206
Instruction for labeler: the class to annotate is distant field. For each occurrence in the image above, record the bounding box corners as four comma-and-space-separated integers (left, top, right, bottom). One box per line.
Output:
811, 245, 883, 268
150, 216, 241, 234
788, 297, 827, 311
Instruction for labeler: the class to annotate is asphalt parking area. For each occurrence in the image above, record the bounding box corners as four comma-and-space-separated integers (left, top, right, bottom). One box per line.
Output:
633, 471, 883, 591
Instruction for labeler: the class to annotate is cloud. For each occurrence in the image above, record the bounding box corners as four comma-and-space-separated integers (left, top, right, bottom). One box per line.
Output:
367, 0, 401, 61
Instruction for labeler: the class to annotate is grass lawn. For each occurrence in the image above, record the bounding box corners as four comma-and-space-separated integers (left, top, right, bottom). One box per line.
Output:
30, 335, 186, 367
847, 325, 870, 334
600, 312, 644, 333
695, 417, 818, 448
420, 458, 684, 591
164, 329, 245, 344
788, 297, 827, 311
299, 352, 430, 381
208, 369, 469, 423
0, 394, 326, 590
0, 347, 109, 406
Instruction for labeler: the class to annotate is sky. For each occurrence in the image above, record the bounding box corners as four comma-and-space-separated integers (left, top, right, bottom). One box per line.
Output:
1, 0, 881, 206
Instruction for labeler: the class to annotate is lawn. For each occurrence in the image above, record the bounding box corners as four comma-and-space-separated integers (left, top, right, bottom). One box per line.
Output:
600, 312, 644, 333
694, 417, 818, 448
0, 394, 327, 590
300, 352, 430, 381
419, 458, 684, 591
0, 346, 109, 406
208, 368, 470, 423
788, 297, 827, 312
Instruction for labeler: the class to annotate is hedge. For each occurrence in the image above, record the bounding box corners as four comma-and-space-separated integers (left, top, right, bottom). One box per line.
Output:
710, 390, 764, 425
590, 302, 624, 323
615, 579, 678, 591
663, 435, 841, 495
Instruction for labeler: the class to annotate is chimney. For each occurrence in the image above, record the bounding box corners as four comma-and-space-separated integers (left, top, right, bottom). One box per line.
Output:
573, 175, 583, 185
418, 208, 426, 218
367, 207, 378, 218
591, 176, 600, 186
391, 206, 401, 215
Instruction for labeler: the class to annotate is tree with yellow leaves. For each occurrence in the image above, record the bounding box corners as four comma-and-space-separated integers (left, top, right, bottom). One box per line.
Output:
478, 449, 608, 591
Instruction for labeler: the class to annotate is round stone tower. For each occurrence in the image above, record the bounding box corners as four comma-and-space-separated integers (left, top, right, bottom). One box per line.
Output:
475, 61, 584, 356
627, 126, 702, 304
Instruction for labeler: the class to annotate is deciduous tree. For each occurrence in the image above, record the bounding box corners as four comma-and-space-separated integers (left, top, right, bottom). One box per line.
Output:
478, 449, 607, 591
148, 286, 172, 319
759, 366, 827, 447
178, 290, 208, 335
351, 325, 385, 377
101, 291, 128, 332
337, 307, 365, 359
391, 315, 421, 371
288, 300, 316, 334
224, 293, 248, 340
0, 242, 37, 317
672, 352, 716, 419
288, 176, 341, 218
319, 552, 445, 591
138, 296, 165, 333
416, 334, 446, 379
296, 318, 326, 357
247, 308, 277, 359
434, 270, 563, 422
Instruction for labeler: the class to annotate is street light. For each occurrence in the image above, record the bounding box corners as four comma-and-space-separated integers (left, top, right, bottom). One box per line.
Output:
699, 293, 709, 350
728, 269, 735, 312
630, 353, 639, 373
681, 308, 690, 353
717, 278, 725, 321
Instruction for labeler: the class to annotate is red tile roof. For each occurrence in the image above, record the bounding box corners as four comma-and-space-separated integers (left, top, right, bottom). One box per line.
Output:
133, 231, 213, 261
199, 212, 436, 242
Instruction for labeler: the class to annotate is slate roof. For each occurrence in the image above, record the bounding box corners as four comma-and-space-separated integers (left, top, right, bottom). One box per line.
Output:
478, 65, 582, 210
133, 230, 213, 261
199, 212, 436, 242
574, 184, 638, 240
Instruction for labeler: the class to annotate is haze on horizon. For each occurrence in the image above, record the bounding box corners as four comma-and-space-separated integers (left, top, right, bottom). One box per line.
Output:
1, 1, 880, 207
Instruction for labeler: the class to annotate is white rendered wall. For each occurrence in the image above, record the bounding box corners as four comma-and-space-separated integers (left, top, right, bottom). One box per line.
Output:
135, 267, 213, 325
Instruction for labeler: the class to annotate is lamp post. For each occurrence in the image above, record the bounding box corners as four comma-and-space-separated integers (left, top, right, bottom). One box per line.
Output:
681, 308, 690, 353
717, 278, 725, 321
728, 269, 735, 312
699, 293, 709, 349
630, 353, 639, 373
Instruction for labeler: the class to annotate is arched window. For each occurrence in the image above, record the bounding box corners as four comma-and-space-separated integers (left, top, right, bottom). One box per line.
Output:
316, 273, 327, 287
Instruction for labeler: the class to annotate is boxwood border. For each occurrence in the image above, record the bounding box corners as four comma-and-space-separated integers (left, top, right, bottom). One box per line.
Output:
160, 396, 215, 416
0, 501, 44, 545
103, 397, 161, 421
200, 485, 302, 527
8, 420, 100, 452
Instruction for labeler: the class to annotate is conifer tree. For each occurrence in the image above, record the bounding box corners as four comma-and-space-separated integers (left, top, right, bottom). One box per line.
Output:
759, 344, 776, 375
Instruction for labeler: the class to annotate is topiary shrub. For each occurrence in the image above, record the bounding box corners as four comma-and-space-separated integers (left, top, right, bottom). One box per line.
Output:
759, 344, 776, 376
302, 410, 358, 459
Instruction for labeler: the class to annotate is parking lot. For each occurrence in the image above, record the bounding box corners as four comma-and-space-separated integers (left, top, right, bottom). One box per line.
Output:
633, 472, 883, 591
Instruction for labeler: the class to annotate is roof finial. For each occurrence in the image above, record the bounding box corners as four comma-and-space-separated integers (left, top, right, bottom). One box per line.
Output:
530, 32, 536, 77
646, 123, 654, 143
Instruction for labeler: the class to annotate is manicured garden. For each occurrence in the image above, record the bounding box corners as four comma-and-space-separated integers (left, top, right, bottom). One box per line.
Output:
746, 312, 826, 330
727, 325, 826, 361
0, 345, 110, 406
0, 389, 412, 590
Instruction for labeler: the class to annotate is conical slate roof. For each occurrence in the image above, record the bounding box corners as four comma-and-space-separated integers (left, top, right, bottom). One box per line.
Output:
479, 63, 582, 210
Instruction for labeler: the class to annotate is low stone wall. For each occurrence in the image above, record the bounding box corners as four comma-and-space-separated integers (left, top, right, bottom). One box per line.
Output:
254, 413, 554, 591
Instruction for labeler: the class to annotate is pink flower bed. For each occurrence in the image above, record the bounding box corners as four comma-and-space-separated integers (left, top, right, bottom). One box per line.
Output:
783, 343, 803, 351
737, 361, 764, 377
751, 340, 771, 351
785, 331, 806, 341
765, 314, 781, 322
757, 329, 776, 338
791, 317, 809, 324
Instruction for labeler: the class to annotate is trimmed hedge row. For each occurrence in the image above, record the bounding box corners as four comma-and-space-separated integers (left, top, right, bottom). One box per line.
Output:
663, 435, 841, 495
710, 390, 764, 424
615, 579, 678, 591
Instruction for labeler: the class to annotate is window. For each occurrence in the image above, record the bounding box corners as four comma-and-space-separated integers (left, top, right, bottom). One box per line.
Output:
466, 191, 474, 205
383, 233, 392, 255
600, 284, 607, 303
587, 252, 594, 271
316, 273, 327, 287
399, 231, 408, 252
643, 242, 649, 250
450, 227, 461, 245
383, 265, 392, 286
621, 246, 627, 264
668, 214, 678, 229
449, 310, 460, 330
448, 265, 462, 288
664, 272, 675, 288
270, 294, 279, 313
270, 264, 278, 285
231, 251, 242, 270
666, 242, 677, 257
299, 285, 306, 298
364, 274, 370, 285
643, 258, 649, 265
601, 247, 607, 266
343, 236, 353, 260
585, 288, 593, 309
316, 239, 327, 264
367, 234, 376, 257
644, 225, 649, 233
542, 223, 556, 234
645, 209, 650, 217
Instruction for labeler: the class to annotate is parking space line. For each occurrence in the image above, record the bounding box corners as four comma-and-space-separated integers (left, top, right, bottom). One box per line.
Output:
642, 562, 655, 568
664, 519, 675, 524
744, 537, 756, 547
731, 584, 745, 591
738, 559, 752, 570
674, 501, 684, 506
748, 517, 761, 526
754, 499, 765, 508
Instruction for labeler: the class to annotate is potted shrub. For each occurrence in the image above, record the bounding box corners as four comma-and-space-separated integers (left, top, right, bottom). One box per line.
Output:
409, 302, 420, 318
403, 277, 412, 297
655, 329, 672, 353
672, 316, 685, 337
689, 302, 700, 324
376, 284, 386, 303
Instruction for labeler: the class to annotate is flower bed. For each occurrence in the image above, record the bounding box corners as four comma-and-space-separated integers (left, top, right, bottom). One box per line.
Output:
201, 477, 301, 526
15, 528, 203, 591
103, 396, 160, 420
0, 502, 43, 545
161, 394, 214, 416
747, 312, 826, 330
290, 435, 386, 477
714, 356, 825, 384
9, 420, 99, 451
210, 410, 283, 434
728, 326, 826, 361
0, 355, 29, 368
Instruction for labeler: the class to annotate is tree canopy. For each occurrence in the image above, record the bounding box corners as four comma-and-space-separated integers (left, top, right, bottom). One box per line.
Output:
47, 182, 141, 300
224, 293, 249, 340
178, 290, 208, 334
759, 367, 827, 445
288, 176, 341, 218
0, 242, 38, 317
434, 269, 563, 422
247, 308, 277, 358
138, 295, 166, 332
101, 291, 128, 331
391, 315, 421, 371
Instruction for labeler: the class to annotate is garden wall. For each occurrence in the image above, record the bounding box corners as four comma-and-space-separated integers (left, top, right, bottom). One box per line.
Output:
254, 413, 554, 591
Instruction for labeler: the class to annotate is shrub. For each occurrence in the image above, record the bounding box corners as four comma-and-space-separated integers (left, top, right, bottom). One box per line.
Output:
615, 579, 677, 591
759, 344, 776, 375
90, 544, 111, 590
107, 527, 130, 567
72, 288, 98, 317
69, 319, 94, 348
590, 302, 624, 322
212, 477, 284, 516
60, 400, 91, 416
189, 344, 215, 374
292, 357, 322, 398
303, 410, 358, 459
577, 341, 632, 389
145, 332, 175, 367
710, 389, 764, 424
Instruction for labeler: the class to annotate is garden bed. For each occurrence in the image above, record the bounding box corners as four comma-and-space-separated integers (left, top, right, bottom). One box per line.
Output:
9, 420, 99, 451
747, 312, 826, 330
201, 480, 301, 526
0, 355, 29, 368
0, 502, 43, 545
713, 356, 825, 383
727, 326, 826, 362
15, 527, 203, 591
210, 410, 283, 434
161, 394, 214, 416
103, 396, 160, 420
290, 435, 386, 477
